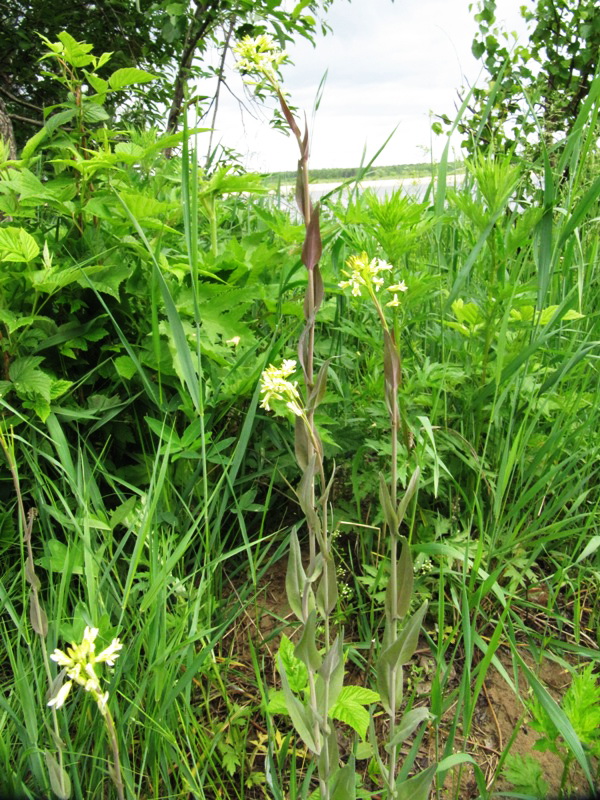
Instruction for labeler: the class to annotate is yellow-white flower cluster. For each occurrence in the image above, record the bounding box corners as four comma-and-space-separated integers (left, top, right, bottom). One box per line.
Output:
339, 252, 407, 307
386, 280, 408, 307
338, 252, 392, 296
233, 34, 288, 84
48, 626, 122, 716
260, 359, 304, 417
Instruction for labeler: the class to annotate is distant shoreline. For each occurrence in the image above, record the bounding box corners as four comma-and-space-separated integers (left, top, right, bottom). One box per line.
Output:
276, 173, 465, 195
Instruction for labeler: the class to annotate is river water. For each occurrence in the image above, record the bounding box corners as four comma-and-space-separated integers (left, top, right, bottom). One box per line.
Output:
276, 174, 464, 205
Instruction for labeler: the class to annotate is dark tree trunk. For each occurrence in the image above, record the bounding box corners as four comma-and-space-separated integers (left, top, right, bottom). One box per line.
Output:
165, 0, 225, 148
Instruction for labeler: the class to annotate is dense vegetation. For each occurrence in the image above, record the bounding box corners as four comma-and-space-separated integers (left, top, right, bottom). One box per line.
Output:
0, 3, 599, 800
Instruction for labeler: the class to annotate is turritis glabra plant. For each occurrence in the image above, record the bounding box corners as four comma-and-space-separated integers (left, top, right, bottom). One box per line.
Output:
48, 627, 125, 800
338, 254, 435, 798
237, 35, 435, 799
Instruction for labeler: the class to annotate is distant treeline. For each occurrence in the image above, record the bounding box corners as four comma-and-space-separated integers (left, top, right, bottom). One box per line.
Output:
262, 161, 464, 184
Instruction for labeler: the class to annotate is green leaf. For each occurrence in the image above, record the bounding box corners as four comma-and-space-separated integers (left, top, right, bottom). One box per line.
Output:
286, 528, 308, 621
114, 355, 137, 380
379, 473, 398, 532
396, 466, 420, 527
37, 539, 84, 575
266, 689, 288, 715
278, 656, 318, 753
385, 537, 413, 623
316, 634, 344, 712
44, 108, 77, 136
516, 653, 594, 788
56, 32, 95, 67
295, 610, 322, 672
23, 395, 51, 422
279, 635, 308, 694
82, 103, 110, 123
316, 554, 338, 617
9, 356, 52, 400
0, 227, 40, 262
44, 750, 71, 799
395, 764, 436, 800
330, 686, 380, 740
29, 592, 48, 636
108, 67, 157, 90
331, 758, 355, 800
385, 707, 431, 751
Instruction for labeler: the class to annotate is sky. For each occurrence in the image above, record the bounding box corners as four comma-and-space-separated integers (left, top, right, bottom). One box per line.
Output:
197, 0, 530, 172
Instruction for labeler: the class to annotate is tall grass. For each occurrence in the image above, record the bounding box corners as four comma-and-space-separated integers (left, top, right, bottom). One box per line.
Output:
0, 60, 599, 799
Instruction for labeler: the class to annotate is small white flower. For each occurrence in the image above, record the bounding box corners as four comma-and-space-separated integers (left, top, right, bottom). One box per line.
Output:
96, 639, 123, 667
226, 336, 241, 347
48, 680, 73, 710
233, 34, 288, 84
339, 252, 394, 297
96, 691, 110, 717
260, 360, 303, 414
48, 628, 123, 715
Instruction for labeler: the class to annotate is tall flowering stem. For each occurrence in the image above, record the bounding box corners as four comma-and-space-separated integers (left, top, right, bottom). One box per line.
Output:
339, 255, 429, 797
241, 34, 351, 799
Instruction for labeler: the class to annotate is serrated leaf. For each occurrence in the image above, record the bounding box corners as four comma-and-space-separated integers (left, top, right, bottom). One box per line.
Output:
0, 226, 40, 262
50, 380, 72, 400
44, 108, 77, 136
56, 32, 94, 67
330, 699, 369, 740
279, 635, 308, 694
23, 395, 51, 422
108, 67, 157, 90
82, 103, 110, 123
330, 686, 380, 740
9, 356, 52, 400
44, 751, 71, 799
266, 689, 288, 715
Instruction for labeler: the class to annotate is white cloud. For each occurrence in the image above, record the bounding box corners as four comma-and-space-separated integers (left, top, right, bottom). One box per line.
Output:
198, 0, 529, 171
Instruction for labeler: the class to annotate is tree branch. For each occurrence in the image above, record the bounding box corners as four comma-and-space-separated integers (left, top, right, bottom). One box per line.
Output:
165, 0, 225, 138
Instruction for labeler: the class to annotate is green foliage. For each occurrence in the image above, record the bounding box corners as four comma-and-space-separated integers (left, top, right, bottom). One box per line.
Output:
0, 23, 599, 800
1, 0, 336, 145
501, 753, 549, 798
450, 0, 600, 157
